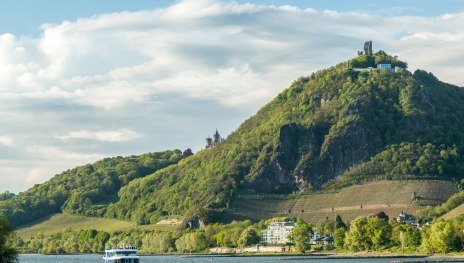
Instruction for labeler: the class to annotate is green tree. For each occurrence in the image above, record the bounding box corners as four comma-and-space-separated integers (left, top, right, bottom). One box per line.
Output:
344, 217, 370, 251
288, 219, 312, 253
238, 228, 259, 248
366, 217, 392, 250
0, 216, 18, 263
175, 232, 208, 253
392, 224, 420, 252
333, 227, 347, 249
422, 220, 456, 254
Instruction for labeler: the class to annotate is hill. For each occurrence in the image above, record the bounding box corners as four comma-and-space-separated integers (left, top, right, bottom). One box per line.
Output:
106, 52, 464, 224
2, 51, 464, 226
16, 213, 134, 239
16, 213, 180, 239
0, 150, 186, 226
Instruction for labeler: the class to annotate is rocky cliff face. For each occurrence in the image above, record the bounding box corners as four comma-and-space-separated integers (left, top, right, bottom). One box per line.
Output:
248, 119, 384, 192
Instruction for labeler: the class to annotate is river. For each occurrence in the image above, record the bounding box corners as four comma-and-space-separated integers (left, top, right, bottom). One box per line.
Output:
18, 254, 464, 263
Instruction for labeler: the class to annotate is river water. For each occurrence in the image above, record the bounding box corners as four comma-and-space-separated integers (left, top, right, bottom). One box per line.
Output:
18, 254, 464, 263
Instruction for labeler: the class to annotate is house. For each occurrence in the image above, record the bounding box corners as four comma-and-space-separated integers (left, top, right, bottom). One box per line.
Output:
320, 237, 334, 245
397, 211, 416, 225
309, 231, 321, 245
310, 236, 334, 245
261, 221, 296, 245
377, 63, 392, 70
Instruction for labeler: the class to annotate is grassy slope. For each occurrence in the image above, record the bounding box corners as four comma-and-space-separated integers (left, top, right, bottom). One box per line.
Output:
443, 204, 464, 219
16, 213, 180, 239
228, 180, 456, 223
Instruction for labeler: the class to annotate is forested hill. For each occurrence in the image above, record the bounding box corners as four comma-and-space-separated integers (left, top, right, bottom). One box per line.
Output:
0, 150, 185, 226
106, 52, 464, 224
2, 52, 464, 227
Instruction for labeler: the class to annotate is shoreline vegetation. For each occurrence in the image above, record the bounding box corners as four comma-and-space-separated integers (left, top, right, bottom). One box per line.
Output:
9, 214, 464, 258
16, 252, 464, 260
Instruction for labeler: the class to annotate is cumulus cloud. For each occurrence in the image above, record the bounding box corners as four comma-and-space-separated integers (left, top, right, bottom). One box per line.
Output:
1, 0, 464, 192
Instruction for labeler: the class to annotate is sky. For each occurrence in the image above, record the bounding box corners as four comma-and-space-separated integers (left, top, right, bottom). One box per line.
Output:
1, 0, 464, 193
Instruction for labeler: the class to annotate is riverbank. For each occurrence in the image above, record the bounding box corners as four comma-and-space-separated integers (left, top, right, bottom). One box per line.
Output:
18, 254, 464, 263
19, 250, 464, 260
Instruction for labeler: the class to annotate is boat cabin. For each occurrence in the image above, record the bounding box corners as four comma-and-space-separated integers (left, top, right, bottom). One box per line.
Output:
103, 247, 140, 263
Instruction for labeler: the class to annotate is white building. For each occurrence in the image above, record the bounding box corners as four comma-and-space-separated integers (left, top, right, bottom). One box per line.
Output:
309, 231, 321, 245
397, 211, 416, 225
377, 63, 392, 70
261, 221, 296, 245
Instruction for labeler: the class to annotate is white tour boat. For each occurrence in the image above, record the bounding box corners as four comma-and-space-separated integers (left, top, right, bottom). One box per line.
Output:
103, 246, 140, 263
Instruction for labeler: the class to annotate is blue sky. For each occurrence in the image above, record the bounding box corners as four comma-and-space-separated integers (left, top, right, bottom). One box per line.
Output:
2, 0, 464, 35
1, 0, 464, 193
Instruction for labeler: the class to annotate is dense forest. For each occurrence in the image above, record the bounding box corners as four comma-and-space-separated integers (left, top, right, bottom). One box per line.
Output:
2, 51, 464, 227
0, 150, 185, 226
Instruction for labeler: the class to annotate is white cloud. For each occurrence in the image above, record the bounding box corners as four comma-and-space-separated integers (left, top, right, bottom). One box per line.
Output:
0, 136, 14, 146
57, 128, 142, 142
1, 1, 464, 192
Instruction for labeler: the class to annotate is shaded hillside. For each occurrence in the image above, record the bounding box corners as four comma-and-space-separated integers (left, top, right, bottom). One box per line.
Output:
0, 150, 184, 226
108, 53, 464, 224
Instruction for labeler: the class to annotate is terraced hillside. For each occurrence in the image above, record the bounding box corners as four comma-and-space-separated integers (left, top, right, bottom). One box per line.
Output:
227, 180, 456, 223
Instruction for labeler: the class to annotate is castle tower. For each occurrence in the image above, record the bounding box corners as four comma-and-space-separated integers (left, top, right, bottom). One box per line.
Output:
213, 129, 222, 145
205, 129, 223, 149
205, 136, 213, 149
364, 40, 373, 56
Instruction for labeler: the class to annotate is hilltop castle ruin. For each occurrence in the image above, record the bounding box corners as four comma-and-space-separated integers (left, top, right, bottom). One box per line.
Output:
205, 129, 223, 149
358, 40, 373, 56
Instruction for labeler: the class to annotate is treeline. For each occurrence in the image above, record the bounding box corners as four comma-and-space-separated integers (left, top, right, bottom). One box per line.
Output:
0, 150, 185, 226
337, 216, 464, 254
12, 215, 464, 255
13, 220, 263, 254
349, 50, 408, 68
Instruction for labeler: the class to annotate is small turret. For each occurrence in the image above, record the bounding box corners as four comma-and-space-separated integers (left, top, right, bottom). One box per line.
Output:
205, 129, 223, 149
213, 129, 222, 144
205, 137, 213, 149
